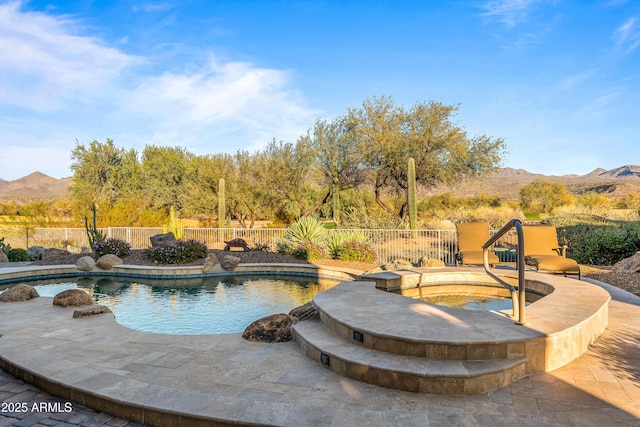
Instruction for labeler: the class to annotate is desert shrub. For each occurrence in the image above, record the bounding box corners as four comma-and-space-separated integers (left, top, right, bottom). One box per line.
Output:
8, 248, 28, 262
556, 222, 640, 265
92, 238, 131, 258
149, 239, 208, 264
337, 240, 377, 263
251, 242, 271, 252
292, 240, 330, 260
326, 230, 369, 258
278, 217, 327, 254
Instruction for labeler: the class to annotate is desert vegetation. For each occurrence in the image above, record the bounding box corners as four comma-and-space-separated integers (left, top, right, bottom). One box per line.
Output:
1, 96, 639, 267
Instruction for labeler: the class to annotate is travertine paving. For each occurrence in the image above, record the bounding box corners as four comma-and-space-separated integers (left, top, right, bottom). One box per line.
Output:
0, 269, 638, 426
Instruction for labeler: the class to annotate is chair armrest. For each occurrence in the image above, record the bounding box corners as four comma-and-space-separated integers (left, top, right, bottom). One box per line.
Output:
553, 245, 568, 257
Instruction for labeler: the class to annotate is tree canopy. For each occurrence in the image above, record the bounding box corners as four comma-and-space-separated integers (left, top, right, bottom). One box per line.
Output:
67, 96, 507, 227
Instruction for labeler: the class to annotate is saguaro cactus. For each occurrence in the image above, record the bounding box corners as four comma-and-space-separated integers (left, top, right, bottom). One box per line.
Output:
332, 157, 340, 225
408, 157, 417, 232
218, 178, 226, 228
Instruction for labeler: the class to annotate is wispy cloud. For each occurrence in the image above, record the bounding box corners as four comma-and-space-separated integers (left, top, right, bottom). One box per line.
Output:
481, 0, 541, 28
613, 17, 639, 55
0, 1, 139, 110
132, 2, 174, 13
0, 1, 316, 177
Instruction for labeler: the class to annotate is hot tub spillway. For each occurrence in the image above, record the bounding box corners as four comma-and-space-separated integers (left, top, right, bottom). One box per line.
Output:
291, 268, 610, 395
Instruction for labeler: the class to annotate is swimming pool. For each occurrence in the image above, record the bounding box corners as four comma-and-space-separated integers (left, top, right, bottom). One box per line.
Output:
23, 274, 341, 335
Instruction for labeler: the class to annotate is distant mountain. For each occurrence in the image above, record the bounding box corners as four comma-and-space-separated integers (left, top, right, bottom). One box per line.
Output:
433, 165, 640, 201
594, 165, 640, 179
0, 172, 72, 201
1, 166, 639, 203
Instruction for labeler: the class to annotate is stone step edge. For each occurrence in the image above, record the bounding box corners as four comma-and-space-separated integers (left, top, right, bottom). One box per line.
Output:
292, 321, 528, 395
316, 309, 529, 361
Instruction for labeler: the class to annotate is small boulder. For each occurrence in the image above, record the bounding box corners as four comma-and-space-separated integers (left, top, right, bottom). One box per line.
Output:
289, 301, 318, 321
73, 304, 113, 318
27, 246, 45, 261
418, 256, 445, 268
53, 289, 93, 307
612, 253, 640, 273
95, 254, 123, 270
76, 256, 96, 271
150, 232, 176, 248
202, 253, 218, 273
0, 251, 7, 263
221, 255, 241, 271
0, 284, 40, 302
242, 314, 298, 343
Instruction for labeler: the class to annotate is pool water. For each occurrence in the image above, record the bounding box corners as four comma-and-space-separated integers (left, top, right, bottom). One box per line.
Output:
420, 294, 532, 311
26, 275, 340, 335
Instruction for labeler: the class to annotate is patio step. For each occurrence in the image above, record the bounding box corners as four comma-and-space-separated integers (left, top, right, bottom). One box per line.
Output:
292, 320, 527, 395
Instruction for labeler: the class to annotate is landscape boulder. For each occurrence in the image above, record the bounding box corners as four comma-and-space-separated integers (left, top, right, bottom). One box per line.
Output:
95, 254, 123, 270
221, 255, 241, 271
41, 248, 69, 260
150, 232, 176, 248
242, 314, 298, 343
76, 256, 96, 271
289, 301, 318, 321
202, 253, 218, 273
366, 258, 414, 274
612, 252, 640, 273
53, 289, 93, 307
27, 246, 45, 261
72, 304, 113, 318
0, 251, 7, 263
418, 256, 445, 268
0, 284, 39, 302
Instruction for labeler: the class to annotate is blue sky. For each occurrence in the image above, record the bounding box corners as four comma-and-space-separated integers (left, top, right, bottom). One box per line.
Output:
0, 0, 638, 181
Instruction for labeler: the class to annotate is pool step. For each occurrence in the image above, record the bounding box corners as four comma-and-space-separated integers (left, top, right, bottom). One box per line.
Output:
292, 320, 528, 395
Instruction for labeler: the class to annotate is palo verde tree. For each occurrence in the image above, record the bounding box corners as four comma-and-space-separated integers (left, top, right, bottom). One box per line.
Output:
345, 96, 506, 219
519, 178, 574, 213
69, 138, 140, 214
140, 145, 193, 213
296, 118, 366, 221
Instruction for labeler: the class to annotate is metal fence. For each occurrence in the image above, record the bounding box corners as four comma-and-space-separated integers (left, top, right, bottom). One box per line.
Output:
0, 227, 518, 265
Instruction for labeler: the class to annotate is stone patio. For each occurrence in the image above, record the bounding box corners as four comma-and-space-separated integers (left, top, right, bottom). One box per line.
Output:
0, 265, 638, 426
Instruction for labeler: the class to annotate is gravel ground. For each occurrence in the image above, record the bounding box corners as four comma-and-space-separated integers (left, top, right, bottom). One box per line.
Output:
28, 249, 640, 296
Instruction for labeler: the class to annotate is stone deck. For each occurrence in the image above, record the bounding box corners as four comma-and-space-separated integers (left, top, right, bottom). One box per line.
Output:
0, 265, 638, 425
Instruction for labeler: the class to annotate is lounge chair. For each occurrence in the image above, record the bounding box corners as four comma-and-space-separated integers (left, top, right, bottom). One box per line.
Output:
455, 221, 500, 266
522, 225, 581, 279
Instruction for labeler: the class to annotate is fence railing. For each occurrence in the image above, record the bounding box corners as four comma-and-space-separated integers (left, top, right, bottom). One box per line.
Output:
0, 227, 519, 265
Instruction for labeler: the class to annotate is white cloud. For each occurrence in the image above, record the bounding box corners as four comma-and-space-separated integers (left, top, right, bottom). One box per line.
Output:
613, 17, 639, 55
122, 56, 317, 152
0, 1, 139, 111
481, 0, 541, 28
0, 2, 317, 179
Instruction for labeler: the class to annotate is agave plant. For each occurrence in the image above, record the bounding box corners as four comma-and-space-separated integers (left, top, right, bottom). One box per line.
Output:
278, 217, 328, 254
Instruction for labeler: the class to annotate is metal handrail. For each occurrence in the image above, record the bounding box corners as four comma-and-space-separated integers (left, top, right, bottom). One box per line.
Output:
482, 219, 526, 325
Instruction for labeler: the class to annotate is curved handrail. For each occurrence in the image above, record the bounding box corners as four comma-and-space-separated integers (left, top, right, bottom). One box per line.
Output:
482, 219, 526, 325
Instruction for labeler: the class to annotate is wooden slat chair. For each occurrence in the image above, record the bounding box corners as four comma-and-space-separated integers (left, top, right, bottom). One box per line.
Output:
455, 221, 500, 267
522, 225, 581, 279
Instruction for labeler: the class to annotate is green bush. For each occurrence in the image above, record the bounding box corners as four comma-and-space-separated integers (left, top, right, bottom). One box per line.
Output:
337, 240, 377, 263
149, 239, 208, 264
292, 240, 329, 260
557, 223, 640, 265
8, 248, 28, 262
92, 238, 131, 258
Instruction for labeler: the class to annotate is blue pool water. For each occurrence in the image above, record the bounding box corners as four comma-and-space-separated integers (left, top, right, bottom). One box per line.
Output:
22, 275, 340, 335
